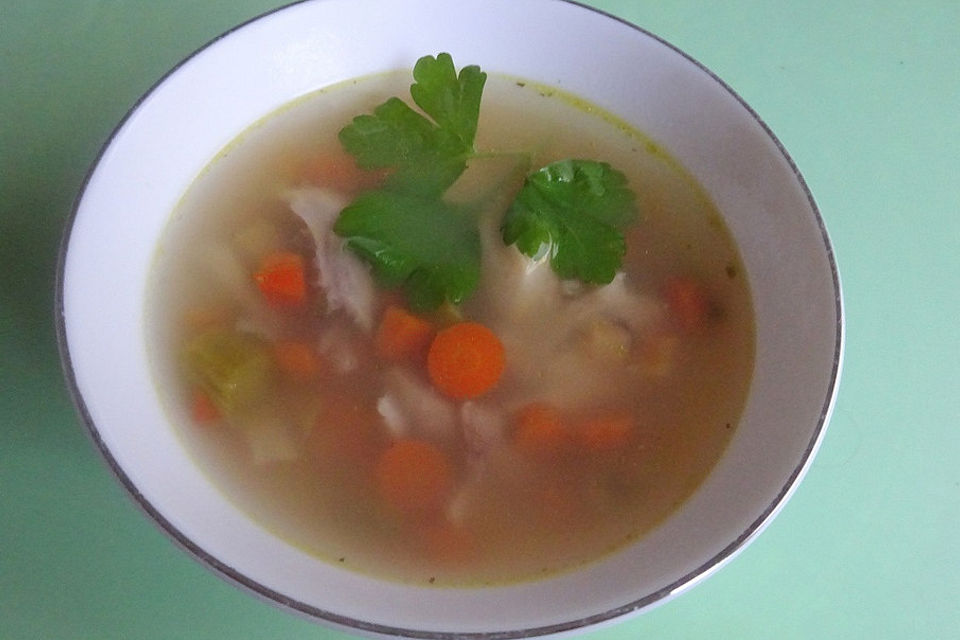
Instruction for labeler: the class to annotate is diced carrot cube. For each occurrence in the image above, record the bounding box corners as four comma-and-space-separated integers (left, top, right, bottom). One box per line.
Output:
273, 340, 322, 381
190, 387, 220, 424
376, 305, 435, 361
254, 251, 307, 307
663, 275, 709, 331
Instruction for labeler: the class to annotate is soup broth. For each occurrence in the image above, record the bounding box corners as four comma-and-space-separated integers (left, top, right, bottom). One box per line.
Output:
149, 67, 754, 586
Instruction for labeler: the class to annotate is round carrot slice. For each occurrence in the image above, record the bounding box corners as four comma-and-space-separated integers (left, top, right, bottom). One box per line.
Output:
427, 322, 505, 399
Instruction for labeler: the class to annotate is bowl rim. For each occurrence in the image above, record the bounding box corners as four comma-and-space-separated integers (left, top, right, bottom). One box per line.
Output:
54, 0, 844, 637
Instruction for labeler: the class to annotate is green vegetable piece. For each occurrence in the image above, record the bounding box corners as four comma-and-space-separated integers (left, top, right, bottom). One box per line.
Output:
338, 53, 486, 196
184, 330, 273, 415
410, 53, 485, 151
501, 159, 638, 284
334, 189, 481, 310
335, 54, 640, 309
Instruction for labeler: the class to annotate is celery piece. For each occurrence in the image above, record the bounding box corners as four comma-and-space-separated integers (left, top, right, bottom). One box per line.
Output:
183, 330, 273, 415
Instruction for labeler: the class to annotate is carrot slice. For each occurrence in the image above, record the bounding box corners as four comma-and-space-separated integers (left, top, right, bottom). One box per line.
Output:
273, 340, 322, 381
576, 412, 635, 452
375, 439, 453, 514
376, 305, 435, 361
303, 152, 386, 193
190, 387, 220, 424
253, 251, 307, 307
427, 322, 505, 399
513, 402, 567, 459
663, 275, 709, 331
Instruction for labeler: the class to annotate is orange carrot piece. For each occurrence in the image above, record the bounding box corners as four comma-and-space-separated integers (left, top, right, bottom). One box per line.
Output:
427, 322, 505, 399
190, 387, 220, 424
376, 305, 435, 361
375, 440, 453, 514
513, 402, 567, 459
303, 152, 386, 193
273, 340, 322, 381
576, 412, 635, 452
253, 251, 307, 307
663, 275, 709, 331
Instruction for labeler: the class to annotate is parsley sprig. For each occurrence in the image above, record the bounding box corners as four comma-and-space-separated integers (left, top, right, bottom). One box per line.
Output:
334, 190, 480, 311
338, 53, 485, 197
503, 159, 637, 284
333, 53, 638, 310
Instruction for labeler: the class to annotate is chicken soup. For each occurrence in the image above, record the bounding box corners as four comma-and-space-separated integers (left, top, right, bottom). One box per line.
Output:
148, 54, 754, 586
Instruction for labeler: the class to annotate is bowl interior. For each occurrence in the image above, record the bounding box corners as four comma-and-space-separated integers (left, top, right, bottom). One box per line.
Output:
59, 0, 842, 636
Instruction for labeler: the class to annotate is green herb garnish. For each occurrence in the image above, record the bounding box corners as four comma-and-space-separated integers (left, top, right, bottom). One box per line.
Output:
502, 159, 637, 284
334, 190, 480, 310
334, 53, 639, 310
339, 53, 486, 196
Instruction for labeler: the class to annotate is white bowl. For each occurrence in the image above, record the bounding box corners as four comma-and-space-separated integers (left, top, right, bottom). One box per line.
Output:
56, 0, 843, 636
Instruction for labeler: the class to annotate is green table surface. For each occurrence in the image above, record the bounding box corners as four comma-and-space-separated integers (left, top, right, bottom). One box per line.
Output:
2, 1, 958, 638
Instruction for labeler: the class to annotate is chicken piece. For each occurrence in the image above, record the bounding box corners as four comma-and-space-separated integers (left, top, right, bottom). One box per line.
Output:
460, 401, 507, 456
285, 186, 377, 332
377, 367, 459, 443
200, 241, 280, 340
317, 324, 360, 373
231, 402, 301, 466
472, 194, 663, 410
446, 401, 508, 525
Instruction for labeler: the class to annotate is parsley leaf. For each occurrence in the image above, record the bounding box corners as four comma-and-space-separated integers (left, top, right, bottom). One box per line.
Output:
333, 54, 639, 311
333, 189, 481, 310
410, 53, 485, 151
501, 159, 638, 284
338, 53, 486, 196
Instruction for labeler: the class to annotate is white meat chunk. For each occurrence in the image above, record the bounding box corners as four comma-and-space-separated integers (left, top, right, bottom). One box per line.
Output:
378, 367, 458, 443
446, 401, 507, 525
285, 186, 377, 332
375, 394, 407, 439
446, 460, 484, 526
460, 401, 507, 457
471, 203, 664, 411
473, 203, 562, 333
231, 404, 301, 466
317, 324, 360, 373
201, 241, 278, 340
564, 272, 663, 333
